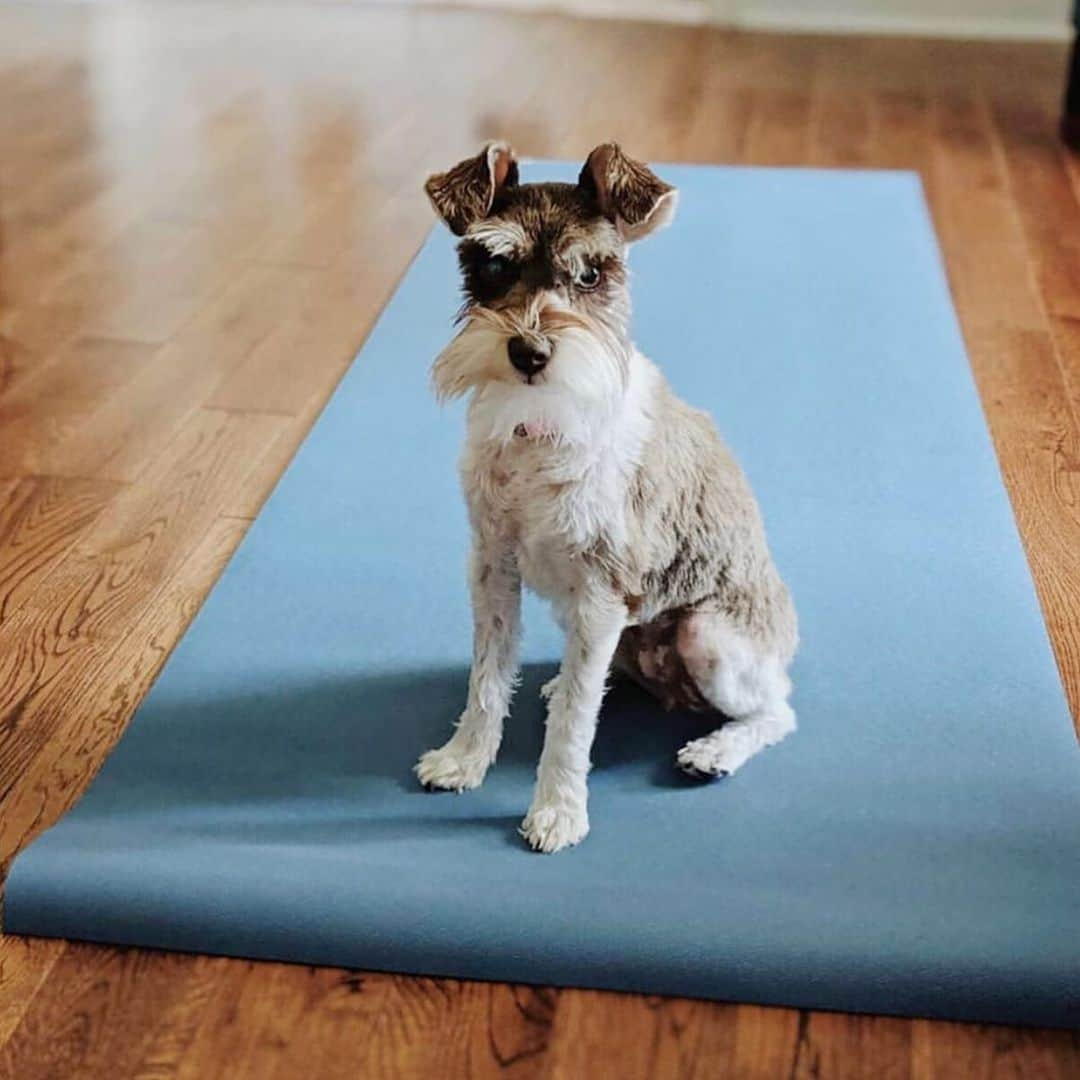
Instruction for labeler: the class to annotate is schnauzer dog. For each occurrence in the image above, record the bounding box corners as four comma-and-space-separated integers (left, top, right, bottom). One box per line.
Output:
415, 142, 798, 853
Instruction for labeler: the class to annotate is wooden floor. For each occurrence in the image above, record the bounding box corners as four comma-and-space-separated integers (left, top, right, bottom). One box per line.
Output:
0, 2, 1078, 1076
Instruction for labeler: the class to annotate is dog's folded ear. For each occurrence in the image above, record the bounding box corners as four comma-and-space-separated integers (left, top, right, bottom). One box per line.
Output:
424, 142, 519, 235
578, 143, 678, 242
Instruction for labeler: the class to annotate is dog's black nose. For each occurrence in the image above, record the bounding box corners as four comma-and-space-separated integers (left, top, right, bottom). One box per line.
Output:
507, 336, 548, 377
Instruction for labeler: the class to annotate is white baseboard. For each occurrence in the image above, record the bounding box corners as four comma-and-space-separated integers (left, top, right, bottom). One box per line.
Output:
715, 1, 1072, 42
371, 0, 1073, 40
504, 0, 710, 21
368, 0, 712, 25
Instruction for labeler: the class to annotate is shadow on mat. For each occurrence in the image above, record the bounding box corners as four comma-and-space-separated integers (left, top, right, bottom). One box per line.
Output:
71, 663, 719, 842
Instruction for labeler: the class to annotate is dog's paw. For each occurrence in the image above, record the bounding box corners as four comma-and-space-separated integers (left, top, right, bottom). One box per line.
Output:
539, 674, 561, 701
414, 745, 489, 792
520, 802, 589, 853
676, 735, 737, 780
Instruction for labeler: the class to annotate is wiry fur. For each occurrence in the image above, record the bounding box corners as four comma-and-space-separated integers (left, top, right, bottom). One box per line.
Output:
416, 142, 798, 853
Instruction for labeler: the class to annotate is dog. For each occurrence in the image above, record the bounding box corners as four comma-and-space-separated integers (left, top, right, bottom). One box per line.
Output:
415, 142, 798, 853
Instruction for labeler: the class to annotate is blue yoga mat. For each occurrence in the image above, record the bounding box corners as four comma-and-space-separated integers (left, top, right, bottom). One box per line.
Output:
7, 165, 1080, 1029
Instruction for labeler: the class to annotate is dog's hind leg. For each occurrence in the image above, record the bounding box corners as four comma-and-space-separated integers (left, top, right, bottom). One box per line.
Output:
673, 610, 795, 778
614, 618, 712, 711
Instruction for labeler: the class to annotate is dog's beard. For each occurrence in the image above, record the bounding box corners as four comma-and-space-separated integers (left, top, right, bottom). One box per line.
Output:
432, 306, 630, 446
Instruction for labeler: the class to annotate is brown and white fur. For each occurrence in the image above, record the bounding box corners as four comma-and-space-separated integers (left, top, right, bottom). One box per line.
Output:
415, 142, 798, 853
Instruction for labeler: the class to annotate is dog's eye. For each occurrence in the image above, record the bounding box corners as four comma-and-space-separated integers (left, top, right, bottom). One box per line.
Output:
479, 255, 514, 284
575, 264, 601, 290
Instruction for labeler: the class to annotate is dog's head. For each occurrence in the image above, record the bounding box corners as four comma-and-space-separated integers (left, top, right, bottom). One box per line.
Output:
425, 142, 676, 441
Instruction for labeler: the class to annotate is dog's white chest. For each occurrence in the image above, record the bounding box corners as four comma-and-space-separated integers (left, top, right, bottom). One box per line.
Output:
467, 437, 625, 603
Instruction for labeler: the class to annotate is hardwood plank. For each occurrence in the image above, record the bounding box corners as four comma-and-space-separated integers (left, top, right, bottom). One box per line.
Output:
546, 991, 737, 1079
43, 219, 259, 346
911, 1018, 1080, 1079
259, 177, 403, 272
809, 93, 873, 167
0, 945, 221, 1080
1049, 315, 1080, 418
0, 330, 37, 402
932, 90, 1003, 193
128, 956, 236, 1080
930, 93, 1045, 334
868, 91, 932, 174
480, 983, 558, 1078
0, 302, 90, 388
741, 90, 814, 166
0, 337, 158, 477
206, 267, 389, 416
708, 30, 818, 96
987, 94, 1080, 411
34, 266, 315, 483
792, 1012, 913, 1080
0, 938, 67, 1050
0, 91, 257, 316
730, 1004, 801, 1078
171, 962, 344, 1080
0, 474, 122, 626
362, 977, 550, 1079
171, 968, 554, 1080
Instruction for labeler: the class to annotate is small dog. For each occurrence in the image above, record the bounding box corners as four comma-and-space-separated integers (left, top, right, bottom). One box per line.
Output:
415, 142, 798, 853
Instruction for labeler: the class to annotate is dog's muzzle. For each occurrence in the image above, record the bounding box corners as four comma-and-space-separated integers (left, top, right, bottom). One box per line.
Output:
507, 336, 549, 378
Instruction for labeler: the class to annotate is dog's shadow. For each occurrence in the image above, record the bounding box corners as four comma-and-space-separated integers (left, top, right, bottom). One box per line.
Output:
71, 663, 718, 847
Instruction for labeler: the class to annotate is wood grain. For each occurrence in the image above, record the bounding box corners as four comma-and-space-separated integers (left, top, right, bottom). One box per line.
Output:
0, 938, 66, 1048
0, 946, 225, 1080
0, 3, 1077, 1077
0, 475, 120, 625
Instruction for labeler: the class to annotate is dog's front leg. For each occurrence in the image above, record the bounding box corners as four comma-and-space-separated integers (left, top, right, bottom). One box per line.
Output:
415, 536, 521, 792
521, 587, 627, 853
